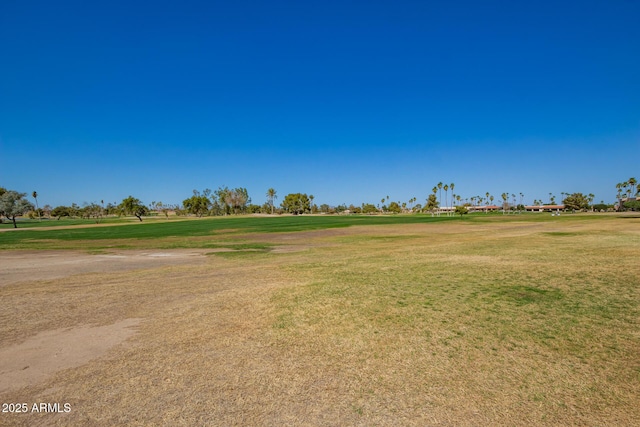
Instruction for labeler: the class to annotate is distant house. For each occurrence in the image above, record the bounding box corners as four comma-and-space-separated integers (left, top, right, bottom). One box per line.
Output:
440, 205, 500, 212
525, 205, 565, 212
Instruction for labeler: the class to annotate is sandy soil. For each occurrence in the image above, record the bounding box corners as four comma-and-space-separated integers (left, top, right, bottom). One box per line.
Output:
0, 319, 141, 394
0, 249, 208, 286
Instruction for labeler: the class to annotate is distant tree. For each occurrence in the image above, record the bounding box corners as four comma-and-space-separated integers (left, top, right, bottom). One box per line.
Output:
281, 193, 310, 215
623, 200, 640, 211
309, 194, 315, 213
0, 186, 5, 223
425, 194, 439, 213
387, 201, 401, 214
215, 186, 231, 215
501, 193, 508, 214
152, 201, 171, 218
450, 183, 455, 209
216, 187, 249, 215
266, 188, 277, 214
443, 184, 449, 216
0, 190, 35, 228
247, 204, 262, 214
562, 193, 590, 211
119, 196, 148, 221
319, 203, 330, 214
32, 191, 41, 221
231, 187, 250, 214
83, 203, 104, 223
362, 203, 378, 214
183, 190, 211, 217
629, 177, 638, 196
51, 205, 71, 220
455, 205, 468, 217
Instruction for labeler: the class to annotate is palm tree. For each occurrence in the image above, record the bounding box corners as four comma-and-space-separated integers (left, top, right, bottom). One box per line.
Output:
443, 184, 449, 216
615, 182, 623, 207
437, 182, 443, 216
629, 177, 638, 197
501, 193, 508, 214
449, 183, 455, 214
266, 188, 277, 214
431, 187, 438, 216
309, 194, 314, 214
32, 191, 41, 221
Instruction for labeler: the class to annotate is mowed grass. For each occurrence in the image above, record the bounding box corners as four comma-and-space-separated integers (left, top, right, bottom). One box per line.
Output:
1, 214, 639, 426
0, 212, 621, 250
0, 214, 455, 250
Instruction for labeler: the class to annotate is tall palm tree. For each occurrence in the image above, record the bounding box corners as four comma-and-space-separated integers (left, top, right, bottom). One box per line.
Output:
615, 182, 624, 210
443, 184, 449, 216
266, 188, 277, 214
309, 194, 314, 214
431, 187, 438, 215
501, 193, 508, 214
437, 182, 443, 216
629, 177, 638, 197
449, 183, 455, 214
32, 191, 41, 221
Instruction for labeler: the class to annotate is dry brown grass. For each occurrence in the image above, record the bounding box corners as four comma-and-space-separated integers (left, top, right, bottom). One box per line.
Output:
1, 216, 639, 426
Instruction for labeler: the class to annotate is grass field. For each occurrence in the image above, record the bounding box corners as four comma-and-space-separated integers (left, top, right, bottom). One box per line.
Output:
1, 213, 639, 426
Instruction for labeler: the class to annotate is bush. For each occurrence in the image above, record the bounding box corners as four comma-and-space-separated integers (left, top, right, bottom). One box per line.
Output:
624, 200, 640, 211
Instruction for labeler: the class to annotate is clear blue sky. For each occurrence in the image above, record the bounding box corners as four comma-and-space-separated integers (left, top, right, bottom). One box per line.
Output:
1, 0, 638, 208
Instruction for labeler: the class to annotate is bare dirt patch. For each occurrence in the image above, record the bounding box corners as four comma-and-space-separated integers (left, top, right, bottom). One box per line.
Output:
0, 319, 141, 394
0, 249, 209, 286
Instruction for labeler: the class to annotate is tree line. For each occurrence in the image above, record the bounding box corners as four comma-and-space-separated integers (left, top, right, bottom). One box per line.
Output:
1, 177, 637, 228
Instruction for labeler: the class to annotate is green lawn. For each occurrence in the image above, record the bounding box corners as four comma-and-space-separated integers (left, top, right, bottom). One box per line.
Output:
0, 213, 623, 250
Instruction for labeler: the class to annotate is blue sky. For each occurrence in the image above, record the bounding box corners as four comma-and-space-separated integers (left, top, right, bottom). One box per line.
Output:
1, 0, 638, 208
